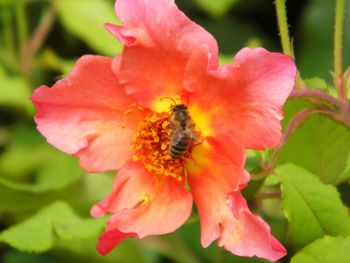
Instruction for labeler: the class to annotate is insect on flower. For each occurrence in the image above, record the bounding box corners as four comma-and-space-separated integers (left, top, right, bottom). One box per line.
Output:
165, 98, 199, 158
31, 0, 296, 261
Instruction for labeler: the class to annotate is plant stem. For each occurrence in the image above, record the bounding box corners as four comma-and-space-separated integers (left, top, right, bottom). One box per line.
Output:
253, 109, 317, 180
289, 88, 348, 112
20, 7, 56, 84
269, 107, 350, 171
334, 0, 346, 100
275, 0, 292, 57
334, 0, 345, 77
275, 0, 305, 89
15, 0, 28, 52
290, 89, 350, 128
1, 4, 18, 70
27, 8, 55, 57
268, 109, 317, 170
252, 105, 350, 179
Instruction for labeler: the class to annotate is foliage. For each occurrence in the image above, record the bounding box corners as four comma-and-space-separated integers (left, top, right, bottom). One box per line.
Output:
291, 236, 350, 263
56, 0, 122, 56
0, 202, 106, 252
274, 164, 350, 247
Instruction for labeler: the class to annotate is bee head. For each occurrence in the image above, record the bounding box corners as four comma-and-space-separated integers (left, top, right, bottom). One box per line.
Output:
173, 104, 187, 112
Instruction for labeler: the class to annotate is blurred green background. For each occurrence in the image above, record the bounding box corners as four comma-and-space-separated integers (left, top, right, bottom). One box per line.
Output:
0, 0, 349, 262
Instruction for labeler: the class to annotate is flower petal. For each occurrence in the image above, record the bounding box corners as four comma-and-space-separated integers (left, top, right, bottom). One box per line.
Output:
31, 55, 146, 172
91, 161, 192, 255
185, 47, 296, 149
107, 0, 218, 110
187, 138, 285, 261
96, 230, 136, 256
225, 191, 287, 261
187, 136, 246, 247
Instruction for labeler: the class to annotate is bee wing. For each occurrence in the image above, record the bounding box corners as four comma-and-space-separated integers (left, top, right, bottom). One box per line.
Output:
171, 130, 186, 145
185, 126, 198, 141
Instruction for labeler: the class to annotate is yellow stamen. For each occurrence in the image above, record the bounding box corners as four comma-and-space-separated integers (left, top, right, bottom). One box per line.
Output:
162, 120, 170, 128
131, 112, 197, 181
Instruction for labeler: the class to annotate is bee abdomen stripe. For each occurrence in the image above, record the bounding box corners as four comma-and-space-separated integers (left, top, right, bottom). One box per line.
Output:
170, 150, 183, 158
170, 146, 185, 153
172, 144, 188, 151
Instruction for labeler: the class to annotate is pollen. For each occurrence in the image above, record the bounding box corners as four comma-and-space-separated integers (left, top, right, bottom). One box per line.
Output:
131, 112, 192, 181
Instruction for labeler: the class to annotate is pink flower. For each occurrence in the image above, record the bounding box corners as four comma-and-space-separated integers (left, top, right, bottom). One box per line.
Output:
31, 0, 296, 261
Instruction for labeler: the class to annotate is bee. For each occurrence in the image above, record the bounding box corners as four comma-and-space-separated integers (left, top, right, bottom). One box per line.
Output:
169, 104, 198, 159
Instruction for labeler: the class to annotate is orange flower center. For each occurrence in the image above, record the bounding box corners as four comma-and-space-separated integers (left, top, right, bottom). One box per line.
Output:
131, 112, 197, 181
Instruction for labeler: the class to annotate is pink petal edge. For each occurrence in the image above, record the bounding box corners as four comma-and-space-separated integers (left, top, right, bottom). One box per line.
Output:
184, 47, 297, 150
91, 161, 193, 255
32, 55, 147, 172
106, 0, 218, 110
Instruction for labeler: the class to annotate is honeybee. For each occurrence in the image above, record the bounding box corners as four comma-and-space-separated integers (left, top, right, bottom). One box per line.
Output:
169, 104, 198, 158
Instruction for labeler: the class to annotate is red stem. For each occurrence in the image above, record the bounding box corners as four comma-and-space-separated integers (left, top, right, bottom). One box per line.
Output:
289, 88, 348, 112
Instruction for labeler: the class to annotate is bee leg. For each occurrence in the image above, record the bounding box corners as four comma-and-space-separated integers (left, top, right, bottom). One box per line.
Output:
192, 135, 204, 147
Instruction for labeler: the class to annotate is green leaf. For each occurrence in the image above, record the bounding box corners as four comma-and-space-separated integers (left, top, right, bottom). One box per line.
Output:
57, 0, 122, 56
218, 53, 232, 64
0, 128, 113, 213
304, 77, 331, 92
193, 0, 239, 18
0, 67, 33, 113
39, 49, 74, 76
0, 171, 113, 213
291, 236, 350, 263
0, 201, 105, 252
278, 111, 350, 184
274, 164, 350, 247
244, 37, 263, 48
338, 165, 350, 184
282, 98, 312, 125
0, 126, 81, 191
56, 238, 157, 263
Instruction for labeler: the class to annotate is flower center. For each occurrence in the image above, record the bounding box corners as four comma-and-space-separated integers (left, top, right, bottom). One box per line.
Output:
131, 111, 197, 181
